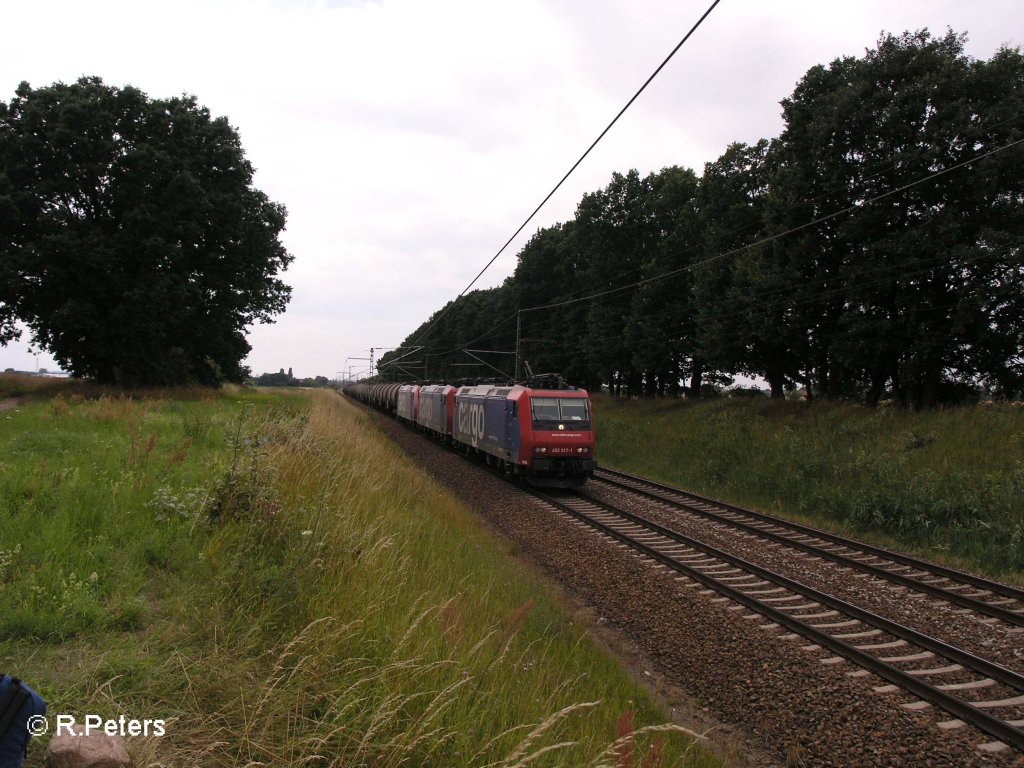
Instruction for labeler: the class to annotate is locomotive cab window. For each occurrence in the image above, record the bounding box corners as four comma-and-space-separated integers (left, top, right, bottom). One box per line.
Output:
530, 397, 591, 429
531, 398, 560, 422
559, 399, 588, 422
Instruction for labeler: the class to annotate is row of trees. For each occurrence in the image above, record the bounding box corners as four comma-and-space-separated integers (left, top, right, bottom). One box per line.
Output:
382, 30, 1024, 407
252, 368, 334, 388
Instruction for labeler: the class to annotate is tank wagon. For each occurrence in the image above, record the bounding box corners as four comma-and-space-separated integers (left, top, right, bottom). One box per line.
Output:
344, 376, 597, 488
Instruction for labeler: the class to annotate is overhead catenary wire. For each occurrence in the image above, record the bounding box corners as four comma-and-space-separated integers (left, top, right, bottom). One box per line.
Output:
382, 245, 1007, 379
381, 243, 1005, 380
521, 246, 1016, 365
369, 33, 1024, 375
403, 0, 723, 352
520, 135, 1024, 315
493, 109, 1024, 313
381, 133, 1023, 376
533, 281, 1015, 378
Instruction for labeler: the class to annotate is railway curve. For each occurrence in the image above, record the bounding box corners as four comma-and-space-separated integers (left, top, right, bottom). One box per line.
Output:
525, 486, 1024, 754
592, 467, 1024, 628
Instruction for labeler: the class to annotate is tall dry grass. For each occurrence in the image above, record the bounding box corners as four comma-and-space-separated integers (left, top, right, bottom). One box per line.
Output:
4, 389, 715, 767
162, 390, 711, 766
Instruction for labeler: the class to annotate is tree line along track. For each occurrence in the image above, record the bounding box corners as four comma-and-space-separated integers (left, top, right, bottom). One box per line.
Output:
593, 467, 1024, 628
525, 485, 1024, 754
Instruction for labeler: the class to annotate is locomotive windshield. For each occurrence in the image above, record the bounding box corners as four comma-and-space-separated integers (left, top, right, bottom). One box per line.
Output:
531, 397, 591, 429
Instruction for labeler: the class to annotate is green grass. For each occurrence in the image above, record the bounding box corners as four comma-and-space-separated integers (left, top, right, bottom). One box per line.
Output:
0, 380, 716, 767
593, 394, 1024, 581
0, 388, 233, 639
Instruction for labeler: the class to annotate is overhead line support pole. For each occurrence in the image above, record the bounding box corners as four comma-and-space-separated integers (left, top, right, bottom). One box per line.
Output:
515, 310, 522, 383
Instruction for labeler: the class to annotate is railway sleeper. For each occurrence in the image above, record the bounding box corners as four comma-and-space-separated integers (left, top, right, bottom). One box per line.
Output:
760, 595, 813, 605
878, 651, 935, 663
854, 638, 906, 649
775, 601, 822, 611
809, 618, 860, 629
937, 678, 997, 692
907, 664, 963, 676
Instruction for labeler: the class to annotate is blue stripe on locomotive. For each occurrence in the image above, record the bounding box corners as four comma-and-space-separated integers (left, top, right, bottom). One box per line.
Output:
507, 398, 521, 458
454, 390, 520, 461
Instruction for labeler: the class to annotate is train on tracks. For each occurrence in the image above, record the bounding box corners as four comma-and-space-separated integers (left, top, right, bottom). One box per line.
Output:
344, 374, 597, 488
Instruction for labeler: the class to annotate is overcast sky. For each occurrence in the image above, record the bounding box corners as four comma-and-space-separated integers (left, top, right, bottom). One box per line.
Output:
1, 0, 1020, 379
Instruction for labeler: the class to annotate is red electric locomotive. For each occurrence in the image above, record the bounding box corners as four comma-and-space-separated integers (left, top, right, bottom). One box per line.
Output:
450, 381, 595, 488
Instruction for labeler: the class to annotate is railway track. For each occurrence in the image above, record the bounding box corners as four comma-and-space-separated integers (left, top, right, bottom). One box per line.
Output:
527, 485, 1024, 754
593, 466, 1024, 628
356, 390, 1024, 761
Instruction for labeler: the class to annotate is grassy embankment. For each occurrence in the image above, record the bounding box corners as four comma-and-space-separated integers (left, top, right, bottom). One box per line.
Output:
0, 377, 715, 767
594, 394, 1024, 582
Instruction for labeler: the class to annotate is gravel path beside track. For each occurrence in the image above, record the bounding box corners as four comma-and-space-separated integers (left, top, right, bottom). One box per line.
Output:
360, 402, 1023, 767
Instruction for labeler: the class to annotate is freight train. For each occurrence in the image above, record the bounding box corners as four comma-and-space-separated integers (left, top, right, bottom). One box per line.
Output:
345, 375, 597, 488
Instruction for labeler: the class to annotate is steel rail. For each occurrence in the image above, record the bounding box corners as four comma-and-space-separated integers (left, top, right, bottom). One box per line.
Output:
529, 489, 1024, 752
596, 466, 1024, 606
591, 471, 1024, 627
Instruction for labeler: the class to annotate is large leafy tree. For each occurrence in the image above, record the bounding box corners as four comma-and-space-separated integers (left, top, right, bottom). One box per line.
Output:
773, 31, 1024, 406
625, 165, 702, 397
573, 170, 657, 396
695, 140, 806, 398
0, 77, 292, 386
509, 222, 596, 387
